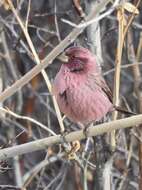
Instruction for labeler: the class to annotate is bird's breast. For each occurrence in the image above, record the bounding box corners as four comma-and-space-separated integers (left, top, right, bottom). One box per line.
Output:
57, 73, 113, 124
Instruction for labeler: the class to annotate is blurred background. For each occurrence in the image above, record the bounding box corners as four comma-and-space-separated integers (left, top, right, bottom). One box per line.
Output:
0, 0, 142, 189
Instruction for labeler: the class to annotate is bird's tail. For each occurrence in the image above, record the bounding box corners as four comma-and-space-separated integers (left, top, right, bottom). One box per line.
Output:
114, 105, 136, 115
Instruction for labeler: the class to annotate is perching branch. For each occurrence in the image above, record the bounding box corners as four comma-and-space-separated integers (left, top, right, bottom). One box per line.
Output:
0, 114, 142, 160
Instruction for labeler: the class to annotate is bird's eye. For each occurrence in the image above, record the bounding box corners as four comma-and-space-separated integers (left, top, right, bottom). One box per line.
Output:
70, 55, 75, 59
72, 55, 79, 59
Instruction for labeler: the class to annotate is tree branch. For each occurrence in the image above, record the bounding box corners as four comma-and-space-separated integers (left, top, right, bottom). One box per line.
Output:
0, 114, 142, 160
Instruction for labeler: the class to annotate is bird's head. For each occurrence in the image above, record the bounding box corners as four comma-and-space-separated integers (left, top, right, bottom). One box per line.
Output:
64, 46, 98, 73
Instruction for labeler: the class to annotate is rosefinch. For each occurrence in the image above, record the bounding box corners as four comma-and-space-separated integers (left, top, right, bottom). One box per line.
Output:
53, 46, 134, 125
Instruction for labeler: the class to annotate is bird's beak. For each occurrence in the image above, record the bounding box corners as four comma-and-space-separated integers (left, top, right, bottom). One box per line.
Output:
57, 53, 69, 63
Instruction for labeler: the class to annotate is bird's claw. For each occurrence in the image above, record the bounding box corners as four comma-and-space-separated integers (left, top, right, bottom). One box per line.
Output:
60, 131, 80, 160
67, 140, 81, 160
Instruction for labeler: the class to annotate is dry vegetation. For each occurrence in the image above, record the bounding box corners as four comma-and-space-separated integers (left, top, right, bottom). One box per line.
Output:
0, 0, 142, 189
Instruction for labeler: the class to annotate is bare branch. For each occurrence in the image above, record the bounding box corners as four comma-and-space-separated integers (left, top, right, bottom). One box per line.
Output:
0, 114, 142, 160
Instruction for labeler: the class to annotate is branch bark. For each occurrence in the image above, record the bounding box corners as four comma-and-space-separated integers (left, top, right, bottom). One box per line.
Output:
0, 114, 142, 160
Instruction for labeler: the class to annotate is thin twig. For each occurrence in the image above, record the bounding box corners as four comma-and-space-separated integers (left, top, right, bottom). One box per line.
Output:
25, 0, 31, 30
0, 107, 56, 136
54, 0, 61, 42
22, 153, 64, 188
111, 5, 125, 149
103, 62, 142, 76
62, 0, 120, 28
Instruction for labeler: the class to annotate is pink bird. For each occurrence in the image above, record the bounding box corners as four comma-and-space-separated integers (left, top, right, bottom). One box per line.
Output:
53, 46, 114, 125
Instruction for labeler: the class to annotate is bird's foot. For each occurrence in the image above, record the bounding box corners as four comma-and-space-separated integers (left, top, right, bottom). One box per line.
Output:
60, 131, 80, 160
67, 140, 81, 160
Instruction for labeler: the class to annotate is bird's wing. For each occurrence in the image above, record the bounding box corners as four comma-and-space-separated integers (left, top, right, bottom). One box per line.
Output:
93, 73, 113, 102
100, 78, 113, 102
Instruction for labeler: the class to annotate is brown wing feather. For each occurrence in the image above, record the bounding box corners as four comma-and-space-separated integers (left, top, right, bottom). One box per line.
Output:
94, 74, 136, 115
93, 73, 113, 102
99, 78, 113, 102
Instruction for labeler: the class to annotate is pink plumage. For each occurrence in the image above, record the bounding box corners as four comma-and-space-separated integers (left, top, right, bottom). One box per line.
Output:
53, 47, 113, 125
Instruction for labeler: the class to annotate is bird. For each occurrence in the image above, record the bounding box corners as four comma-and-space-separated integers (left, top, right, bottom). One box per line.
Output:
52, 46, 115, 125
